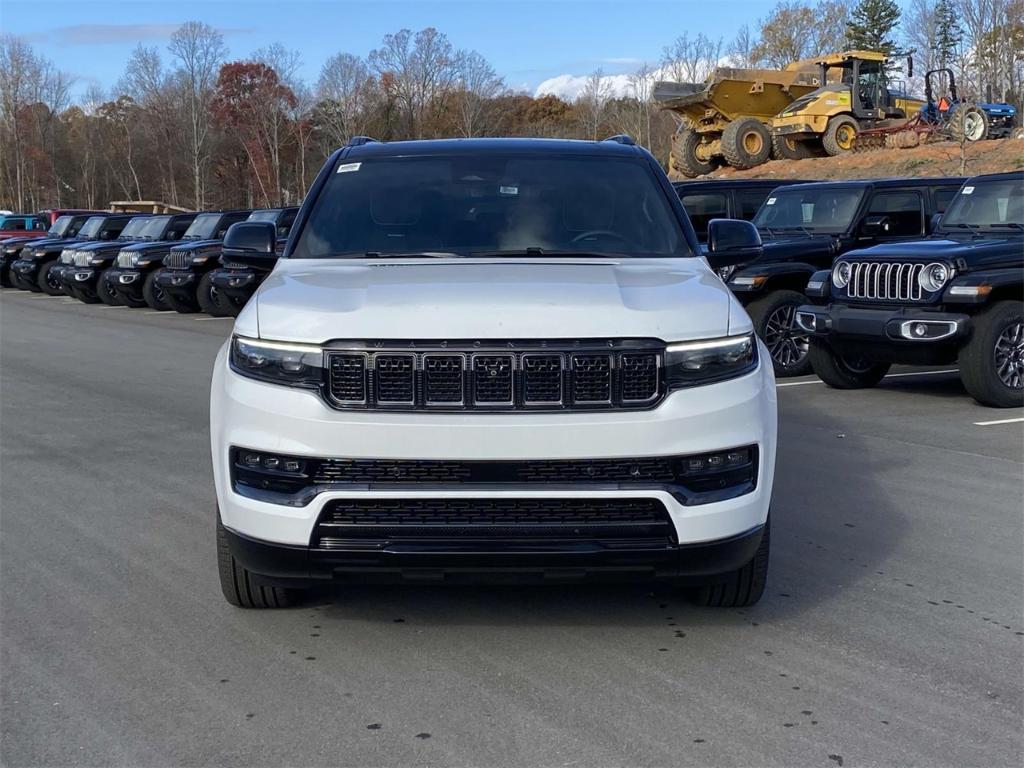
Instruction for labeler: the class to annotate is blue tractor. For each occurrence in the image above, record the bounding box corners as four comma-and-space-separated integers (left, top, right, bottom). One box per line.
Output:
921, 68, 1017, 140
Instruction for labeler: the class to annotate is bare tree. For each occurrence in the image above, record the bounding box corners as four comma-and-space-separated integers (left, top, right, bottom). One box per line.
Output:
317, 52, 372, 145
626, 62, 654, 147
729, 25, 759, 68
577, 68, 612, 140
254, 43, 303, 204
168, 21, 226, 208
454, 50, 504, 137
661, 33, 723, 83
752, 1, 848, 67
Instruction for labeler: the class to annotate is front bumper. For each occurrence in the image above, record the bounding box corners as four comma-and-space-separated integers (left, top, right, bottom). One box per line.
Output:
10, 258, 42, 288
155, 268, 197, 297
796, 303, 970, 343
106, 267, 145, 299
211, 340, 778, 580
210, 268, 260, 301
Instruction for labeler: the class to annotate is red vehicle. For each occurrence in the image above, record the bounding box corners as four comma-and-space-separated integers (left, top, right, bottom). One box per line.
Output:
0, 214, 48, 241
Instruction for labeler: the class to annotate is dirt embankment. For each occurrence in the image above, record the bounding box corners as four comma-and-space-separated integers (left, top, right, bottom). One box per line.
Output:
671, 138, 1023, 182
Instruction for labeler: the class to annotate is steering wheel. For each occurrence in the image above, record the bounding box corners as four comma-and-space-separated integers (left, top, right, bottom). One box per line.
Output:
570, 230, 628, 244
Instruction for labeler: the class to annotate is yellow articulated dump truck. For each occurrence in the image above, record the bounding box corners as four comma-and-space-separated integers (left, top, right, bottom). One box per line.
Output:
653, 62, 823, 177
771, 51, 925, 156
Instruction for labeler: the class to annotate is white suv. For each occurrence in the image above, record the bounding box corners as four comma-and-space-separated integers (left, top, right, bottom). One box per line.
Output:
211, 137, 777, 608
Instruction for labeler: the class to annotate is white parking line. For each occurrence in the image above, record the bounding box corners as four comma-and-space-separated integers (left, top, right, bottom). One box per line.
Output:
142, 311, 166, 315
776, 369, 959, 388
974, 417, 1024, 427
194, 316, 233, 321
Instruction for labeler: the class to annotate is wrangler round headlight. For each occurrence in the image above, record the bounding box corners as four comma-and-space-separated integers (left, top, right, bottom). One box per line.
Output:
832, 261, 851, 288
918, 262, 951, 292
230, 336, 325, 389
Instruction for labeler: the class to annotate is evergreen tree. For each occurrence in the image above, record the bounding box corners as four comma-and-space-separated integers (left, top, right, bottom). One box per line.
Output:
932, 0, 962, 70
846, 0, 905, 58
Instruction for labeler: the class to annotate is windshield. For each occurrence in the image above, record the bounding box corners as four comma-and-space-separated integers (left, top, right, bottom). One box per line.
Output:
119, 217, 151, 239
138, 216, 171, 240
941, 178, 1024, 229
78, 217, 105, 239
293, 154, 689, 258
248, 210, 279, 223
752, 187, 864, 233
182, 213, 222, 240
49, 216, 73, 237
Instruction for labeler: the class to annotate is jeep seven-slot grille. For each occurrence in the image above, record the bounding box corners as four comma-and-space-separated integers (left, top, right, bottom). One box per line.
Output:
845, 261, 925, 301
312, 497, 673, 546
324, 343, 661, 411
164, 250, 195, 270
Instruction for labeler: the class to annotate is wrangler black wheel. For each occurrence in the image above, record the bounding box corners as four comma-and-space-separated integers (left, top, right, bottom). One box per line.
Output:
747, 290, 812, 377
142, 269, 171, 310
959, 300, 1024, 408
809, 339, 891, 389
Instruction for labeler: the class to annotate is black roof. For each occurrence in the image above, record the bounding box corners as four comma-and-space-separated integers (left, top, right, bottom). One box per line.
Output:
964, 171, 1022, 183
342, 137, 646, 159
777, 176, 967, 191
672, 178, 817, 191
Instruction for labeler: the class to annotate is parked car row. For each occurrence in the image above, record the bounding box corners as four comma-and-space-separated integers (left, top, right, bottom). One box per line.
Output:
3, 165, 1021, 408
0, 207, 298, 316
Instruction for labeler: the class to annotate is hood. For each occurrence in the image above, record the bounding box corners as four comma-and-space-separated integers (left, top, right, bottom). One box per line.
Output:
31, 237, 87, 252
5, 235, 62, 250
755, 234, 841, 264
170, 238, 222, 253
121, 240, 177, 254
77, 239, 130, 254
243, 257, 746, 344
841, 236, 1022, 270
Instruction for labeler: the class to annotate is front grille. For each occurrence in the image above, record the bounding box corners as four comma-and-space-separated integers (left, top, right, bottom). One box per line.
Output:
325, 341, 662, 411
846, 261, 925, 301
312, 497, 673, 546
164, 250, 194, 269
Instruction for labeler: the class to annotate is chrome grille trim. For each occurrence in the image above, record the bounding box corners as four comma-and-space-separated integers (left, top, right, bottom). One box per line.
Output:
846, 261, 924, 301
324, 341, 663, 412
164, 250, 194, 269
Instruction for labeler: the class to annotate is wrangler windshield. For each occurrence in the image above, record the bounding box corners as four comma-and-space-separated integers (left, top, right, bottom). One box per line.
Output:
119, 217, 150, 239
48, 216, 73, 237
940, 178, 1024, 229
753, 187, 864, 234
293, 154, 690, 258
182, 213, 222, 240
77, 217, 105, 239
138, 216, 171, 240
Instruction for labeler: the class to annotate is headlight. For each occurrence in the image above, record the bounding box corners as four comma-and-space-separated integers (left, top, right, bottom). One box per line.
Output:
664, 333, 758, 389
716, 265, 737, 282
116, 251, 139, 268
918, 262, 951, 292
59, 249, 75, 264
230, 336, 325, 389
832, 261, 851, 288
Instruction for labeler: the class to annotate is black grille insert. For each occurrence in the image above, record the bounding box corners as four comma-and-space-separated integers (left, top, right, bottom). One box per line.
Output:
375, 355, 415, 403
473, 355, 514, 404
329, 354, 367, 403
424, 355, 465, 404
522, 355, 563, 403
572, 354, 612, 402
313, 497, 673, 545
621, 354, 658, 402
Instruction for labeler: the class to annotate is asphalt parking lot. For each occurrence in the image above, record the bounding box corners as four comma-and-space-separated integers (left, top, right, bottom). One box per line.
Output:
2, 289, 1022, 768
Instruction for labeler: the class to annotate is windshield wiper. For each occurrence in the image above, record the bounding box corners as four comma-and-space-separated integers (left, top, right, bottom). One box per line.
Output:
985, 222, 1023, 230
470, 248, 633, 258
355, 251, 465, 258
950, 222, 982, 233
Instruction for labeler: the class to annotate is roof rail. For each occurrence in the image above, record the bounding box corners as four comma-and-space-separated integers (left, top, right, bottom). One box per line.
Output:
347, 136, 380, 147
602, 134, 636, 146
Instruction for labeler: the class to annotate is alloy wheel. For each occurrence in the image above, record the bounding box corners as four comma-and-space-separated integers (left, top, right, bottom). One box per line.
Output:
994, 320, 1024, 390
764, 305, 810, 369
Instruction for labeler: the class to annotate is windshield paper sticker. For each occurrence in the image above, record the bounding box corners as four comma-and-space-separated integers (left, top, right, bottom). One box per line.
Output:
961, 186, 974, 195
499, 185, 518, 196
766, 197, 776, 205
337, 162, 361, 173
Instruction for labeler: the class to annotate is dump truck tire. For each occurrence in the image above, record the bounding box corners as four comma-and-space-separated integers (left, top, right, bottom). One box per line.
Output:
672, 129, 716, 178
822, 115, 859, 156
770, 133, 814, 160
721, 118, 771, 169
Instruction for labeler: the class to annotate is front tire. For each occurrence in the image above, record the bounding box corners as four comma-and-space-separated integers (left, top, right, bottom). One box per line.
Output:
746, 290, 812, 377
37, 262, 64, 295
96, 269, 121, 306
809, 339, 891, 389
771, 133, 815, 160
197, 272, 225, 316
822, 115, 859, 156
958, 300, 1024, 408
671, 128, 717, 178
217, 513, 302, 609
690, 519, 770, 607
165, 287, 200, 314
143, 269, 172, 310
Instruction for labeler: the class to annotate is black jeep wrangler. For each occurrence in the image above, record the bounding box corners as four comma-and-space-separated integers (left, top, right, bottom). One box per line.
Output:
673, 178, 815, 243
60, 215, 152, 304
154, 210, 253, 313
12, 214, 135, 295
206, 207, 299, 316
106, 213, 198, 309
4, 214, 99, 290
724, 176, 965, 376
797, 172, 1023, 408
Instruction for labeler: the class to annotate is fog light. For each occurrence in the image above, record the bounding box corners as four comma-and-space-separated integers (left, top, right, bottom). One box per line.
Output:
284, 460, 301, 472
686, 458, 706, 473
263, 457, 281, 469
243, 452, 261, 467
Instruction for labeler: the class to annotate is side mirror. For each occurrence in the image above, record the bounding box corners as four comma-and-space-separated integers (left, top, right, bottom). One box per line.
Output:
705, 218, 763, 269
860, 215, 891, 237
928, 213, 942, 233
907, 55, 913, 79
222, 221, 278, 269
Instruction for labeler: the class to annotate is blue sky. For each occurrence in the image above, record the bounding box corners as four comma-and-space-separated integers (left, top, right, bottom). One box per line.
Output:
4, 0, 782, 99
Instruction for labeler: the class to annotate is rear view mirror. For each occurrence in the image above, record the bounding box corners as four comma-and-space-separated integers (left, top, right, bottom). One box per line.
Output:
860, 215, 891, 237
705, 219, 763, 269
222, 222, 278, 270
